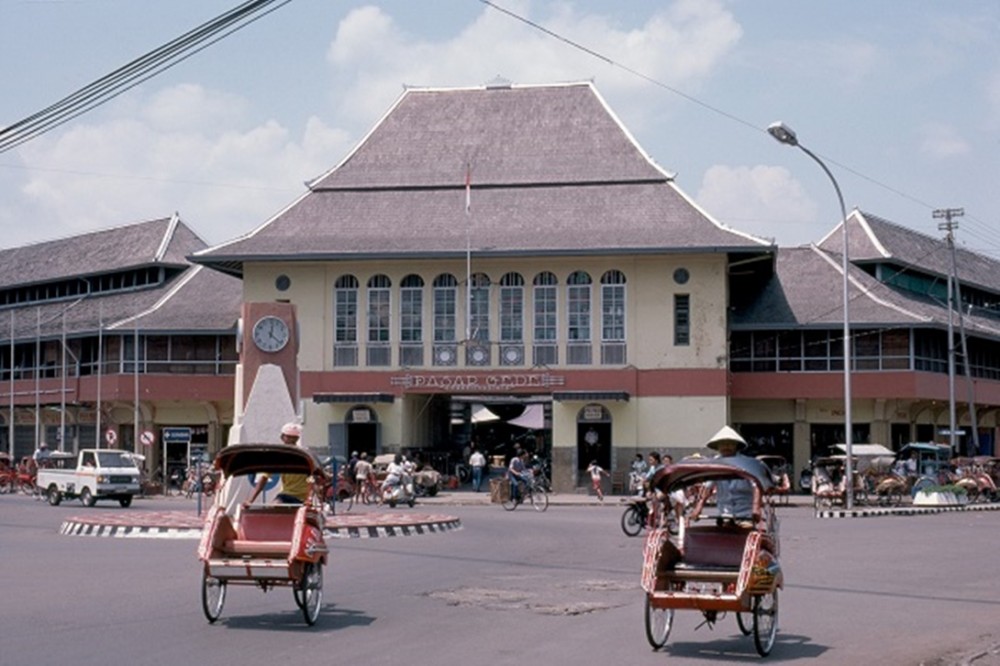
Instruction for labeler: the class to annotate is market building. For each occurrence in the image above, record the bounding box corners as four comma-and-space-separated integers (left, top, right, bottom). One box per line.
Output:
0, 215, 241, 480
193, 81, 775, 491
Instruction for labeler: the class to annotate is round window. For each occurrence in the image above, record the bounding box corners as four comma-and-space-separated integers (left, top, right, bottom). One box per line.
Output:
673, 268, 689, 285
275, 274, 291, 291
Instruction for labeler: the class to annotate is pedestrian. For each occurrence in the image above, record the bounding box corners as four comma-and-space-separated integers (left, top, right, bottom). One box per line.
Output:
469, 446, 487, 492
244, 422, 309, 505
33, 441, 51, 467
586, 460, 609, 501
353, 452, 373, 502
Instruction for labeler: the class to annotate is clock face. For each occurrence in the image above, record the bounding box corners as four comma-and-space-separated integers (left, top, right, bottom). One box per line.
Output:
252, 316, 290, 353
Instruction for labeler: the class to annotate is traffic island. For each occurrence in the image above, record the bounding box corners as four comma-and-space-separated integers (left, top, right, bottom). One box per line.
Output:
59, 510, 462, 539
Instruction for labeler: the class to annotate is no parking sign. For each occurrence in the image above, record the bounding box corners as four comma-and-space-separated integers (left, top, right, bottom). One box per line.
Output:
104, 428, 117, 446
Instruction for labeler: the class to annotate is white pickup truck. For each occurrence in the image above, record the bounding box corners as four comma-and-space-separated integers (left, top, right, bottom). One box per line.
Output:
37, 449, 141, 508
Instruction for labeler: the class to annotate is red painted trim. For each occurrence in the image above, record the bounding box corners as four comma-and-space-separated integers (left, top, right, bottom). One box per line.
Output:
301, 368, 729, 398
730, 371, 1000, 404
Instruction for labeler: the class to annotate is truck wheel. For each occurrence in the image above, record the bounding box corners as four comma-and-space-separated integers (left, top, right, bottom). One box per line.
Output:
119, 495, 133, 508
48, 486, 62, 506
81, 488, 96, 507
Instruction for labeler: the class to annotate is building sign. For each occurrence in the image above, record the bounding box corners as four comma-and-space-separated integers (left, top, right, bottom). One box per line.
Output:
351, 409, 371, 423
391, 372, 565, 392
162, 427, 192, 444
583, 405, 604, 421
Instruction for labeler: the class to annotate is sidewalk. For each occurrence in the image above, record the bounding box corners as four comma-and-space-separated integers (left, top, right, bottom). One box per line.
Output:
416, 487, 817, 508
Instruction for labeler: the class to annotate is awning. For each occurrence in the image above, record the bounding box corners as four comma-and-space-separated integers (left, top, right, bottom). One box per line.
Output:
471, 405, 501, 423
508, 403, 545, 429
552, 390, 629, 402
312, 392, 395, 404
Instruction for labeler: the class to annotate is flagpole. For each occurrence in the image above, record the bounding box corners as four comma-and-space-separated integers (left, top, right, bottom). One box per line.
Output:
96, 302, 103, 449
8, 311, 14, 458
465, 164, 472, 342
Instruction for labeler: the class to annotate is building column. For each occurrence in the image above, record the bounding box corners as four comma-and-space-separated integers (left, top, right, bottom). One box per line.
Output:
793, 398, 810, 473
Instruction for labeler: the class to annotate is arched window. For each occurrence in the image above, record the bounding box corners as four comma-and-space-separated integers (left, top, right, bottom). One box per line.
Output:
399, 274, 424, 366
433, 274, 458, 366
334, 275, 359, 366
533, 272, 558, 366
566, 271, 592, 365
467, 273, 492, 366
367, 274, 391, 366
499, 272, 525, 366
600, 270, 627, 364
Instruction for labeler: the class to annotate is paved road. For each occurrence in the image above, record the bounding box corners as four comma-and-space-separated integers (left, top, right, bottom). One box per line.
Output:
2, 493, 999, 665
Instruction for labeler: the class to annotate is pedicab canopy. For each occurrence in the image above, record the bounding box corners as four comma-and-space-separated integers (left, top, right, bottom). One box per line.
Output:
651, 455, 775, 494
214, 444, 328, 479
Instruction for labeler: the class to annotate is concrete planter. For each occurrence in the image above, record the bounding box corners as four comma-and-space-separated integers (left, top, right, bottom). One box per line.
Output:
913, 490, 968, 506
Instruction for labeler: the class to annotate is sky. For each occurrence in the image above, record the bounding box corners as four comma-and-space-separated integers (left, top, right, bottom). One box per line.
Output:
1, 0, 998, 256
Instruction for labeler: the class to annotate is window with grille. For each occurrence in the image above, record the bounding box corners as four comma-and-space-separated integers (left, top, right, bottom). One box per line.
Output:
334, 275, 359, 366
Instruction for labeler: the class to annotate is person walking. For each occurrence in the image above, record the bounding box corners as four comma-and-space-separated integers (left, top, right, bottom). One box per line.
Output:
469, 446, 487, 492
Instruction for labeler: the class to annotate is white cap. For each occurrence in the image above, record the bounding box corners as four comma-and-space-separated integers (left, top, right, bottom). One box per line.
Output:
281, 422, 302, 438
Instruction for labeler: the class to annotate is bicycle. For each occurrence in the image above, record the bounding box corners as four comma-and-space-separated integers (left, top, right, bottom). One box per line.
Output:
345, 474, 380, 511
501, 475, 549, 512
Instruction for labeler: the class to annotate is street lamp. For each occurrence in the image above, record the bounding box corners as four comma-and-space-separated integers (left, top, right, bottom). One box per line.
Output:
767, 121, 854, 510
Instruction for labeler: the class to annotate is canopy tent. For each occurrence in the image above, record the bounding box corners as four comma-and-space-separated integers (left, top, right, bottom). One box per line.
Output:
471, 405, 501, 423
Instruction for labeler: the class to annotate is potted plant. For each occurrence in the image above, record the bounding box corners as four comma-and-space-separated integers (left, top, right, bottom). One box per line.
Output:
913, 484, 968, 506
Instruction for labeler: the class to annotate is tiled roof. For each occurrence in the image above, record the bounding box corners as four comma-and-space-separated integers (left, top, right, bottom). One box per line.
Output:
0, 217, 241, 340
0, 215, 204, 289
195, 82, 771, 274
732, 245, 1000, 340
819, 210, 1000, 295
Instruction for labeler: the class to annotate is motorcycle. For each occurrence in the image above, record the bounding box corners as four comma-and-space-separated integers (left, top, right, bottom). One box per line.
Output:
799, 465, 813, 493
380, 474, 416, 508
620, 496, 650, 537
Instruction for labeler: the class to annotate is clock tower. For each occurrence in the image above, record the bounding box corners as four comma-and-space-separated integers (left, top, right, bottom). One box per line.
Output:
239, 302, 298, 407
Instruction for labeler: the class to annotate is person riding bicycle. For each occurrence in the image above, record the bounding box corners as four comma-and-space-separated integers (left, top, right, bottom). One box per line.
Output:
689, 425, 761, 528
244, 422, 310, 505
507, 451, 530, 503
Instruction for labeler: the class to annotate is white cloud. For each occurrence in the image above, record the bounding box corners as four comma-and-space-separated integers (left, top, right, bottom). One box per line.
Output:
918, 122, 970, 158
6, 85, 353, 246
695, 164, 818, 245
325, 0, 742, 132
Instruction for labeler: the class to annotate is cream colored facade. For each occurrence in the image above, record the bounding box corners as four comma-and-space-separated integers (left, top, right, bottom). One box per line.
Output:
240, 252, 735, 490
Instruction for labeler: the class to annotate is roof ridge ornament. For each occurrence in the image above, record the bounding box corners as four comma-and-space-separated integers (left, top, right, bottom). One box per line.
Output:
485, 75, 512, 89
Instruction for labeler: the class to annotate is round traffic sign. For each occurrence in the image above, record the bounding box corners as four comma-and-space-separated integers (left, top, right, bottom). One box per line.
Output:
104, 429, 118, 446
140, 430, 155, 446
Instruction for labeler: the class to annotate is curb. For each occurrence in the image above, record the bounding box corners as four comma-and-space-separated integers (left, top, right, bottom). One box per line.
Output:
816, 501, 1000, 519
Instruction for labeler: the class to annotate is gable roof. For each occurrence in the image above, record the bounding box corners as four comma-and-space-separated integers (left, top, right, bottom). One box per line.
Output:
818, 210, 1000, 296
0, 216, 242, 340
194, 81, 771, 276
0, 214, 201, 290
731, 245, 1000, 340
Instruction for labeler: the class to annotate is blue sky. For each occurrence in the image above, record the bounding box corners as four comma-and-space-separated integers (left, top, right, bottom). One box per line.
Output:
1, 0, 997, 255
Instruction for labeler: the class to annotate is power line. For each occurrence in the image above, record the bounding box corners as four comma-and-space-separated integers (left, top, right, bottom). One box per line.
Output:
479, 0, 994, 237
0, 0, 292, 154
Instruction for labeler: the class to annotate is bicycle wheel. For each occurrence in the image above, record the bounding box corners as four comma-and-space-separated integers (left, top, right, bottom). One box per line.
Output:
201, 572, 226, 623
529, 487, 548, 512
644, 595, 674, 649
297, 562, 323, 626
736, 611, 752, 635
752, 590, 779, 657
621, 506, 643, 537
501, 488, 519, 511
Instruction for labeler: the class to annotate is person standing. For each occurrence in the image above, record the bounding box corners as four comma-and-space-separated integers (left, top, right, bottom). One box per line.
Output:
353, 452, 373, 502
469, 446, 487, 492
586, 460, 609, 501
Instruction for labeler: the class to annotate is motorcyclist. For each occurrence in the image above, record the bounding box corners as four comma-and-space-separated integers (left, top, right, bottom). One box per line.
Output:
384, 454, 405, 490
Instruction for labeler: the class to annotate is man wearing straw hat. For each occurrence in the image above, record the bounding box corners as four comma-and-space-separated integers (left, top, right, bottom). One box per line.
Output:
689, 426, 758, 527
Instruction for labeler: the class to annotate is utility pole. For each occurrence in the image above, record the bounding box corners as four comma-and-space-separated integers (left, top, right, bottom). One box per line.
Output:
933, 207, 969, 454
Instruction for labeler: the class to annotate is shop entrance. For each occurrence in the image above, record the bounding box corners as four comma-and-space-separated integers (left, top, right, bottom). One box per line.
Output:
576, 404, 611, 477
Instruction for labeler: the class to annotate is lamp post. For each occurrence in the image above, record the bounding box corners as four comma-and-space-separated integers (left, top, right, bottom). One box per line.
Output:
767, 121, 854, 509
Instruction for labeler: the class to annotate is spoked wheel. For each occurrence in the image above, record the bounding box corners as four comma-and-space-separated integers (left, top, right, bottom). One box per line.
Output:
736, 611, 752, 636
644, 595, 674, 650
752, 590, 779, 657
621, 506, 644, 537
529, 488, 549, 512
295, 562, 323, 626
201, 572, 226, 623
501, 485, 519, 511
